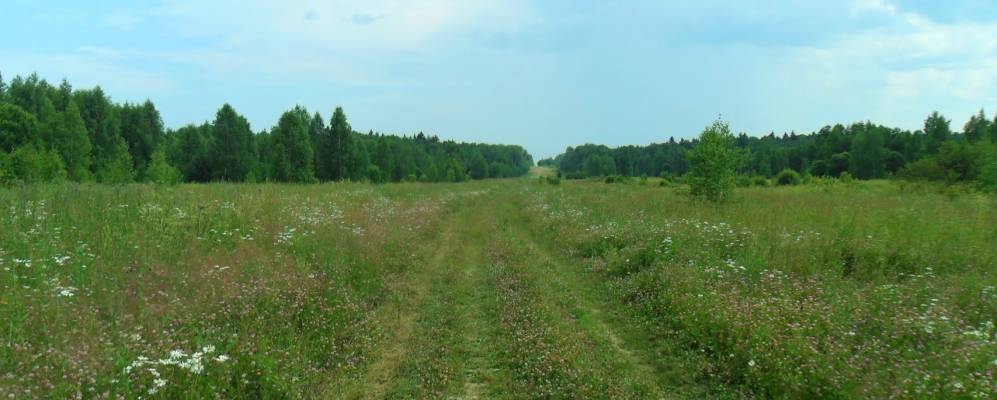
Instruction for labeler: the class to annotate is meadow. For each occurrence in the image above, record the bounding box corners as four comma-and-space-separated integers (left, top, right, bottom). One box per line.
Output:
1, 174, 995, 399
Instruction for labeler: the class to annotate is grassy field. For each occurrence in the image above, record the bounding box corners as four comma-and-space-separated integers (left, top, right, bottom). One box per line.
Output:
1, 175, 995, 398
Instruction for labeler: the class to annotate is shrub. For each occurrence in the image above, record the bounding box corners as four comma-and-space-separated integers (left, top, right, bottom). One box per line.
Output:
736, 175, 752, 188
775, 169, 801, 186
687, 119, 738, 203
546, 176, 561, 185
751, 175, 769, 187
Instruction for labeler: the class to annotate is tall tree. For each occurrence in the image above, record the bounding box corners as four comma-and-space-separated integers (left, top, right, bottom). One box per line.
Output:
209, 103, 256, 181
924, 111, 951, 154
74, 87, 133, 182
269, 106, 316, 183
963, 109, 990, 143
687, 118, 738, 203
120, 100, 164, 178
167, 123, 212, 182
849, 123, 885, 179
308, 112, 325, 179
322, 106, 354, 180
0, 103, 40, 152
51, 101, 93, 181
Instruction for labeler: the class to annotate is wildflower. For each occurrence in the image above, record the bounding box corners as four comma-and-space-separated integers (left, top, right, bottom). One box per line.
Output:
202, 345, 215, 354
748, 360, 756, 367
215, 354, 229, 362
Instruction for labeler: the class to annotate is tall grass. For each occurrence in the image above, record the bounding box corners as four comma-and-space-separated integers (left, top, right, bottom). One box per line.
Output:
0, 182, 470, 398
523, 180, 997, 398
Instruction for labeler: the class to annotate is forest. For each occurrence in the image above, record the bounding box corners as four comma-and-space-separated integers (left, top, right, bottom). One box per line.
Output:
0, 72, 533, 184
540, 111, 997, 189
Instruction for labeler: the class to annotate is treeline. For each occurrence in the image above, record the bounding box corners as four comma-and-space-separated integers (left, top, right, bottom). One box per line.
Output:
0, 72, 532, 184
540, 111, 997, 187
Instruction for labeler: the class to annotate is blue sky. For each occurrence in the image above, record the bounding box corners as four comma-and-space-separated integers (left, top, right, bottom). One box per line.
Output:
3, 0, 997, 159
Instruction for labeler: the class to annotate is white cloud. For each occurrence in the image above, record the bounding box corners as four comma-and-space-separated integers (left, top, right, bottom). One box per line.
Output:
756, 0, 997, 130
137, 0, 540, 85
0, 51, 173, 96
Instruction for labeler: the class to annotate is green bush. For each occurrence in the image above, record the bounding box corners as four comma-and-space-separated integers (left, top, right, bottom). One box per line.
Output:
546, 176, 561, 185
751, 175, 769, 187
775, 169, 801, 186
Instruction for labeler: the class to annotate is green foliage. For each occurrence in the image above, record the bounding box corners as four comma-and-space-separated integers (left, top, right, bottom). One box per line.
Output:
51, 101, 93, 181
0, 103, 40, 152
209, 104, 257, 181
269, 106, 316, 183
963, 109, 991, 143
924, 111, 951, 154
1, 145, 66, 183
775, 168, 801, 185
74, 87, 134, 181
687, 119, 738, 203
849, 123, 885, 179
119, 100, 164, 176
977, 149, 997, 192
468, 151, 489, 180
751, 175, 769, 187
145, 146, 182, 185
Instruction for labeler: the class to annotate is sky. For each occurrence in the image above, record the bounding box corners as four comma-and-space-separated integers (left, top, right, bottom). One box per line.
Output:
2, 0, 997, 159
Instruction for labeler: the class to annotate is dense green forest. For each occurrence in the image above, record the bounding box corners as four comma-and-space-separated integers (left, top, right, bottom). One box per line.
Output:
541, 112, 997, 188
0, 72, 532, 184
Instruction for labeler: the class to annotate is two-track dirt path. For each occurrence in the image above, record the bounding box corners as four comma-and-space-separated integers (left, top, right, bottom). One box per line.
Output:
350, 186, 707, 399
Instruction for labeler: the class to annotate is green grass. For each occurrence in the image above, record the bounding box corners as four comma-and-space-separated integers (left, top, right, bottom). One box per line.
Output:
1, 179, 994, 398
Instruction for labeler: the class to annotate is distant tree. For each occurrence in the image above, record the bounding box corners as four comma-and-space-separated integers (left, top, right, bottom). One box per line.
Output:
269, 106, 316, 183
168, 124, 212, 182
963, 109, 990, 143
468, 150, 489, 179
318, 106, 354, 181
849, 124, 885, 179
924, 111, 951, 154
119, 100, 164, 178
828, 152, 851, 177
74, 87, 133, 182
4, 145, 66, 183
308, 112, 326, 179
0, 103, 40, 152
209, 104, 256, 181
372, 138, 395, 182
145, 145, 182, 184
51, 101, 93, 181
687, 118, 738, 203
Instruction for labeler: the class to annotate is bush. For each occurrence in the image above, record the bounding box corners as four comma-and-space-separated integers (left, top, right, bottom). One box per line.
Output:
687, 119, 738, 203
751, 175, 769, 187
978, 150, 997, 192
736, 175, 752, 188
839, 171, 854, 183
775, 169, 801, 186
545, 176, 560, 185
